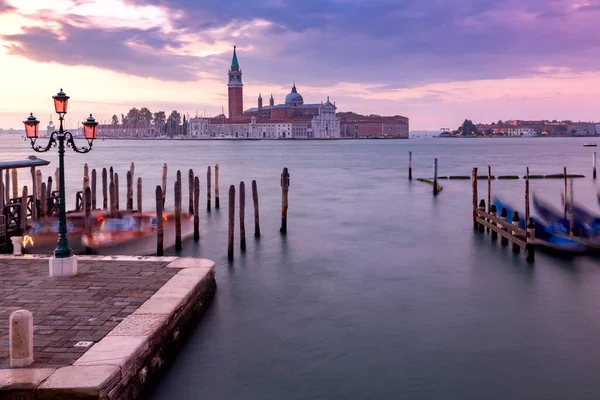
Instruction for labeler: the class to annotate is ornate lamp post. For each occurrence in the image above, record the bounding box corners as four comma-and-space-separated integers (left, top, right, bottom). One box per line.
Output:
23, 89, 98, 265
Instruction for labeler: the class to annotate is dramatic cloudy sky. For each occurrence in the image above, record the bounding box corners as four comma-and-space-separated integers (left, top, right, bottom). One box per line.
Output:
1, 0, 600, 130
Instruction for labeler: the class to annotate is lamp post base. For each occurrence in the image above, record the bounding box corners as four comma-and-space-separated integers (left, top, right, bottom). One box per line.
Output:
49, 255, 78, 277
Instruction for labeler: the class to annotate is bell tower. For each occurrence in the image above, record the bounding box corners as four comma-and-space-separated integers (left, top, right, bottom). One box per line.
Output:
228, 46, 244, 119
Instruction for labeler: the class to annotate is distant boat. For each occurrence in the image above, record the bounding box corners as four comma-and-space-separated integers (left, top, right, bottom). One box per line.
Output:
583, 143, 597, 147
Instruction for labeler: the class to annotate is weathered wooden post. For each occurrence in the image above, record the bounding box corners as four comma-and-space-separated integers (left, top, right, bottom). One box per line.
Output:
129, 162, 135, 190
102, 168, 108, 209
176, 170, 181, 186
83, 163, 89, 183
207, 166, 212, 211
0, 181, 4, 213
114, 173, 120, 210
30, 167, 38, 221
486, 165, 492, 232
408, 151, 412, 180
20, 186, 27, 233
137, 178, 142, 212
46, 177, 53, 215
563, 166, 567, 220
500, 208, 508, 247
40, 182, 47, 218
512, 211, 520, 253
109, 166, 114, 186
252, 180, 261, 238
569, 178, 574, 239
4, 169, 9, 202
11, 168, 18, 199
240, 181, 246, 251
433, 158, 439, 196
109, 181, 117, 218
156, 186, 163, 256
525, 167, 530, 223
9, 309, 33, 367
91, 169, 97, 209
472, 167, 478, 229
280, 167, 290, 234
161, 163, 167, 207
228, 185, 235, 261
478, 199, 486, 232
193, 176, 200, 241
594, 152, 597, 179
526, 217, 535, 263
126, 171, 132, 212
36, 170, 42, 202
188, 169, 194, 214
490, 204, 498, 240
215, 164, 220, 209
4, 169, 9, 203
175, 180, 182, 251
84, 187, 92, 254
82, 164, 89, 210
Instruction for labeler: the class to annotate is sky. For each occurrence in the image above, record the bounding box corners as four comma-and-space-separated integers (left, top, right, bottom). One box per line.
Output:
0, 0, 599, 131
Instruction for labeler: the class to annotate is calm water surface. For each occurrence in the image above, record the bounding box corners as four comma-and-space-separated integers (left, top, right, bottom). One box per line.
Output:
2, 135, 600, 399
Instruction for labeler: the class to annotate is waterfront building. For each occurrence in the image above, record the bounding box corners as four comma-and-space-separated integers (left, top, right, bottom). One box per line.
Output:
98, 124, 157, 138
339, 114, 409, 139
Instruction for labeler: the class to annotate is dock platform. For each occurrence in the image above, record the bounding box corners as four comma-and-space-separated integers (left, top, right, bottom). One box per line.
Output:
0, 255, 216, 399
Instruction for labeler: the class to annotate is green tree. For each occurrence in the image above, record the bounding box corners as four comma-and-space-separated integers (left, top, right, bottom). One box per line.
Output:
139, 107, 152, 125
461, 119, 478, 136
111, 115, 119, 125
153, 111, 166, 128
164, 110, 181, 136
125, 107, 140, 124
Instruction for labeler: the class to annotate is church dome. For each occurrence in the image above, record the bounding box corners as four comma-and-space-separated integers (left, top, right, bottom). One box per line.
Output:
285, 83, 304, 105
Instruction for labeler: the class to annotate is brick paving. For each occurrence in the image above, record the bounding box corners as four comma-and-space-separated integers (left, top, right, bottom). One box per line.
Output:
0, 258, 177, 368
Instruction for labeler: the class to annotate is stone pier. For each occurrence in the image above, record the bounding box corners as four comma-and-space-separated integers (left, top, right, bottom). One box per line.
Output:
0, 255, 216, 399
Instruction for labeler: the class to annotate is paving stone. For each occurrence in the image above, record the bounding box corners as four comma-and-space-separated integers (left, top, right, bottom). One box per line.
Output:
167, 257, 215, 269
0, 367, 55, 389
0, 258, 176, 368
37, 365, 120, 397
107, 314, 167, 337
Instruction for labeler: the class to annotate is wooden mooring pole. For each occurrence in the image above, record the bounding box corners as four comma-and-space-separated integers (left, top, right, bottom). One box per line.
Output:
137, 178, 142, 213
114, 173, 119, 211
20, 186, 27, 234
472, 167, 478, 229
30, 167, 37, 221
188, 169, 194, 214
40, 182, 47, 218
512, 212, 520, 253
594, 152, 597, 179
109, 182, 117, 218
408, 151, 412, 180
280, 167, 290, 234
175, 180, 182, 251
228, 185, 235, 261
486, 165, 492, 232
478, 200, 486, 233
569, 178, 574, 239
526, 218, 535, 263
46, 177, 53, 215
252, 180, 261, 238
525, 167, 530, 223
490, 205, 498, 240
500, 208, 508, 247
240, 181, 246, 251
12, 169, 18, 200
433, 158, 439, 196
156, 186, 163, 256
193, 176, 200, 241
84, 187, 92, 254
563, 166, 567, 220
215, 164, 220, 209
207, 166, 212, 211
161, 163, 167, 207
102, 168, 107, 209
91, 169, 97, 209
126, 171, 132, 212
4, 169, 9, 204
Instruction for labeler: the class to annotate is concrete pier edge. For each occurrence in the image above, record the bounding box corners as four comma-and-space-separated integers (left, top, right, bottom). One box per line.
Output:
0, 255, 216, 400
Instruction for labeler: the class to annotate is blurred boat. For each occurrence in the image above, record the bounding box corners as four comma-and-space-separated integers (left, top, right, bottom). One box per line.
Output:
493, 196, 587, 255
22, 210, 112, 255
81, 211, 194, 255
583, 143, 597, 147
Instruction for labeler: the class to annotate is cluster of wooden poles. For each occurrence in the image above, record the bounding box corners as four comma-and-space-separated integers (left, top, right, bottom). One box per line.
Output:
225, 167, 290, 261
471, 166, 535, 263
408, 151, 598, 198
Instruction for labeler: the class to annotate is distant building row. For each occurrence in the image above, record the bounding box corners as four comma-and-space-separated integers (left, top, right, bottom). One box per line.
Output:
474, 120, 598, 136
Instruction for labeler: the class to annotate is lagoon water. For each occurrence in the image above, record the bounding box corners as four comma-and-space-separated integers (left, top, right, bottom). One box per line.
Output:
3, 135, 600, 399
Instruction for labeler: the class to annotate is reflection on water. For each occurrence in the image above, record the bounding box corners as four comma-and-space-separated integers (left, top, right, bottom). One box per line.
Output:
3, 135, 600, 399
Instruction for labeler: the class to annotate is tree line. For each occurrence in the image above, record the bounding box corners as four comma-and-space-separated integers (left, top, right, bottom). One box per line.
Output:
111, 107, 188, 136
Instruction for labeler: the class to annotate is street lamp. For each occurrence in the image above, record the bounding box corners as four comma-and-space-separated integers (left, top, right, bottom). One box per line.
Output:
23, 89, 98, 262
